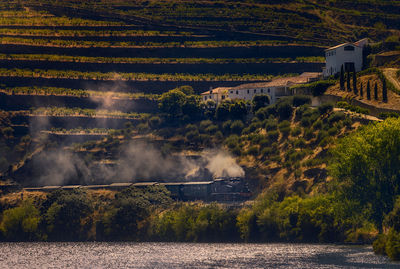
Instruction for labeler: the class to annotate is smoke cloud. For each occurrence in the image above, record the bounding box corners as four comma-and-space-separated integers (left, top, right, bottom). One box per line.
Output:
27, 141, 244, 186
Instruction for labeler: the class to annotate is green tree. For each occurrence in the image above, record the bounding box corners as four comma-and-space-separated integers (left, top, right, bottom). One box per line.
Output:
215, 101, 231, 121
353, 72, 357, 95
158, 89, 186, 118
383, 79, 388, 103
182, 95, 202, 120
252, 94, 270, 113
360, 82, 363, 98
276, 100, 293, 120
346, 71, 351, 92
367, 80, 371, 100
0, 201, 41, 241
229, 100, 247, 119
340, 65, 345, 90
44, 190, 92, 241
330, 118, 400, 230
176, 85, 194, 95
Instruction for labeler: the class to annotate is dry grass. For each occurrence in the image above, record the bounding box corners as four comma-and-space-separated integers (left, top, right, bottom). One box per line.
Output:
326, 74, 400, 111
0, 191, 47, 209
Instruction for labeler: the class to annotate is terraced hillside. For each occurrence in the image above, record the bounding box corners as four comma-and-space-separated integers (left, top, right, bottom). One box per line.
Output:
0, 3, 330, 128
0, 1, 398, 185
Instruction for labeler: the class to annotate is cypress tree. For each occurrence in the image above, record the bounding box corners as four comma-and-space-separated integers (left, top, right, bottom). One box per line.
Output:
347, 71, 351, 92
360, 82, 363, 98
374, 82, 378, 100
367, 80, 371, 100
340, 65, 345, 90
353, 71, 358, 95
382, 78, 388, 103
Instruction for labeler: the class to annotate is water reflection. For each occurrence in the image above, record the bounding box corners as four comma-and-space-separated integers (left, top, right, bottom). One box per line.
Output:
0, 242, 397, 268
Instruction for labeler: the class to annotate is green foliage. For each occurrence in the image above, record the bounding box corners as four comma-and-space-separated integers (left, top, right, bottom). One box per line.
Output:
230, 120, 244, 135
292, 95, 311, 107
318, 103, 334, 115
330, 118, 400, 229
0, 54, 324, 65
379, 112, 400, 120
237, 192, 369, 243
386, 229, 400, 261
252, 94, 270, 112
293, 80, 336, 96
44, 190, 92, 241
0, 201, 41, 241
150, 203, 239, 242
276, 100, 293, 120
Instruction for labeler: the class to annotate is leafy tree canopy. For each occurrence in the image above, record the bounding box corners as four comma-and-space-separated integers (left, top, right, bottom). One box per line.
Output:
330, 118, 400, 229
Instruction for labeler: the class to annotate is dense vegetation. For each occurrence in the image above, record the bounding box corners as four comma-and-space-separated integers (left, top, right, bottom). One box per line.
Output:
0, 54, 324, 64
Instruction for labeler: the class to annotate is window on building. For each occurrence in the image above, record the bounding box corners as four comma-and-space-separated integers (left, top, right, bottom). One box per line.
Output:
344, 45, 355, 51
222, 95, 225, 100
230, 91, 233, 94
261, 89, 263, 93
268, 88, 270, 93
236, 90, 238, 95
254, 89, 256, 93
247, 90, 249, 94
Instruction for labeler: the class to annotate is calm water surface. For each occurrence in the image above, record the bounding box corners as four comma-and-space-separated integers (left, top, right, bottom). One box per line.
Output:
0, 242, 398, 268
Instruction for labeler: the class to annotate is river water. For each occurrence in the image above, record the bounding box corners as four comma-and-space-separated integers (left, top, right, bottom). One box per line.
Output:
0, 242, 397, 268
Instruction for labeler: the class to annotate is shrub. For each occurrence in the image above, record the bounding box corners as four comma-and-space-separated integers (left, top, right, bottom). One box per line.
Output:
386, 229, 400, 261
267, 130, 279, 141
304, 128, 314, 140
276, 100, 293, 120
252, 94, 270, 112
312, 120, 322, 130
293, 138, 306, 148
247, 146, 259, 156
148, 116, 162, 128
328, 112, 346, 124
318, 103, 334, 114
199, 120, 213, 132
265, 119, 278, 131
292, 95, 311, 107
249, 121, 262, 132
327, 127, 338, 136
291, 127, 302, 136
373, 234, 387, 255
205, 124, 218, 135
225, 135, 240, 149
380, 112, 400, 119
185, 130, 200, 141
0, 201, 41, 241
222, 120, 232, 133
230, 120, 244, 134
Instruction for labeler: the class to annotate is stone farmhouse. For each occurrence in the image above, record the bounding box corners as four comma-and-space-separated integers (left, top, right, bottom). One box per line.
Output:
323, 38, 368, 77
201, 72, 320, 105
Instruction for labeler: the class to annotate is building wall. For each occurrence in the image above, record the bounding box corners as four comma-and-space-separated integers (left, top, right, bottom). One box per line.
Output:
202, 92, 227, 104
324, 44, 363, 77
228, 87, 277, 103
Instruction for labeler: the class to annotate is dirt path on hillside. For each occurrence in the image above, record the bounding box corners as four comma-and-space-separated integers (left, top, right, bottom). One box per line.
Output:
383, 68, 400, 92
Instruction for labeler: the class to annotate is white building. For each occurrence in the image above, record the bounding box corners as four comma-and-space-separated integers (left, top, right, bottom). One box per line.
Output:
323, 38, 368, 77
226, 73, 321, 104
200, 73, 320, 105
200, 87, 229, 104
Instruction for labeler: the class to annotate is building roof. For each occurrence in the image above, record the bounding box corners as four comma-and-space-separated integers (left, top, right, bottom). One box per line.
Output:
231, 73, 321, 91
325, 38, 368, 51
325, 42, 354, 51
201, 87, 230, 95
